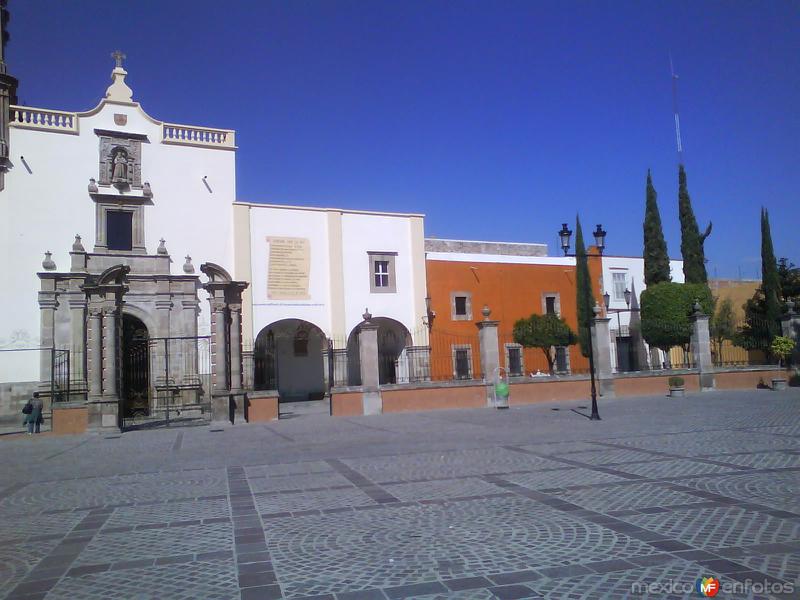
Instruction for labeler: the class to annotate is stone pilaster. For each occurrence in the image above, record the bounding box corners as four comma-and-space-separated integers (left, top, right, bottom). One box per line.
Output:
68, 296, 87, 385
37, 285, 58, 391
475, 307, 500, 396
102, 305, 119, 401
358, 316, 381, 415
690, 306, 715, 390
212, 300, 229, 392
590, 312, 615, 397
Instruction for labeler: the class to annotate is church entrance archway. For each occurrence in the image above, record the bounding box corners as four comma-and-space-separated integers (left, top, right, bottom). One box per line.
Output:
254, 319, 328, 402
121, 314, 150, 418
347, 317, 412, 385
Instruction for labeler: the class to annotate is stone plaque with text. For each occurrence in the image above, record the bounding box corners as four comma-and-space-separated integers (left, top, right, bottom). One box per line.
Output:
267, 237, 311, 300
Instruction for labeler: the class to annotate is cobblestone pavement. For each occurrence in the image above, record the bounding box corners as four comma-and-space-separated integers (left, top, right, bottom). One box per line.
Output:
1, 388, 799, 599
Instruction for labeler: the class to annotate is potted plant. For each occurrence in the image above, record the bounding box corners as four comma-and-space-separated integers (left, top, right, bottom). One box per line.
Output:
668, 376, 685, 397
770, 336, 795, 391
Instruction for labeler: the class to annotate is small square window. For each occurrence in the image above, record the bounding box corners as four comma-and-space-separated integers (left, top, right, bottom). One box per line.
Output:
374, 260, 389, 288
368, 252, 397, 293
450, 291, 472, 321
454, 296, 467, 316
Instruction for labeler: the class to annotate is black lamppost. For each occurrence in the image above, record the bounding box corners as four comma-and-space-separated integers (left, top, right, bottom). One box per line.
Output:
557, 222, 606, 421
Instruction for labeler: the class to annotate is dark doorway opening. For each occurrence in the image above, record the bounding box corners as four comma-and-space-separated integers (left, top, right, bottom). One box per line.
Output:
121, 314, 150, 417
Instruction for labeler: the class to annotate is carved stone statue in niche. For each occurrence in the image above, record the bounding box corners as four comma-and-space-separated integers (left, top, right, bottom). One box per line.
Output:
111, 148, 128, 182
98, 135, 142, 188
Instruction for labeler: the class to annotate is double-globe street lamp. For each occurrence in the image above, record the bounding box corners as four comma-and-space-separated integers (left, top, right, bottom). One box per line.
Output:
557, 223, 606, 421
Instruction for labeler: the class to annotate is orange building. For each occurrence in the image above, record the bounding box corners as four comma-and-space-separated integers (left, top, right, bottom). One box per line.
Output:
425, 239, 603, 380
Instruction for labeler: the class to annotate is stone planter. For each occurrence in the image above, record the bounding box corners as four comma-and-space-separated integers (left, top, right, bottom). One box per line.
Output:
772, 378, 787, 391
669, 387, 685, 397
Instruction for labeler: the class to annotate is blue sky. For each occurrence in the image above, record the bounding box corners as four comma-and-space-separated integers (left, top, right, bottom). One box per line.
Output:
9, 1, 799, 278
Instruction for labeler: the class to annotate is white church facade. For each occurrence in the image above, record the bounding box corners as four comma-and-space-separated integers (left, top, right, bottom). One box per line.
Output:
0, 58, 428, 428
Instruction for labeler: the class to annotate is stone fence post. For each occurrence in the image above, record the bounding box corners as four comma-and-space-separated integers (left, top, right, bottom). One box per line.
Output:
476, 305, 500, 403
690, 301, 715, 390
358, 309, 382, 415
590, 305, 615, 397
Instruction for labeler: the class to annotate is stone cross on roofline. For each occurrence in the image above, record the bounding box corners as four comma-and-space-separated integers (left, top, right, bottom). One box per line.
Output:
111, 50, 126, 69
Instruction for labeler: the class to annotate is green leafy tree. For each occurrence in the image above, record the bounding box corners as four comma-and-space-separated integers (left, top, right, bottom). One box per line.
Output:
640, 282, 714, 353
771, 336, 795, 368
710, 298, 736, 364
678, 165, 712, 284
574, 216, 595, 357
513, 313, 578, 375
643, 170, 671, 286
777, 258, 800, 301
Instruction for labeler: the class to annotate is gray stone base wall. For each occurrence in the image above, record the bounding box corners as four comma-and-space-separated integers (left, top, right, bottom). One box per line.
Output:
0, 381, 40, 425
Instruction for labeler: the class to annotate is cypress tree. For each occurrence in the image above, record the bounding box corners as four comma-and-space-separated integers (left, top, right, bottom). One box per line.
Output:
761, 207, 782, 333
575, 216, 595, 358
678, 164, 711, 283
643, 170, 671, 286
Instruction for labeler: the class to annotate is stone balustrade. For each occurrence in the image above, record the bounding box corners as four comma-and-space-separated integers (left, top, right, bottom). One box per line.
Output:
162, 123, 236, 149
10, 106, 78, 133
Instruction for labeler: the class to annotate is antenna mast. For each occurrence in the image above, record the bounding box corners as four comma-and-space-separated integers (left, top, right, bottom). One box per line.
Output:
669, 53, 683, 164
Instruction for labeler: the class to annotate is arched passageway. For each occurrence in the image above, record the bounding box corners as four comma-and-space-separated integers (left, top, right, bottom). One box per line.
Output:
346, 317, 412, 385
254, 319, 328, 401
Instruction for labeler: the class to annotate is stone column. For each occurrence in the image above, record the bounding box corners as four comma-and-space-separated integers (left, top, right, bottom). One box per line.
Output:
102, 305, 119, 401
590, 307, 615, 397
358, 311, 381, 415
87, 306, 103, 399
229, 304, 243, 391
475, 305, 500, 382
690, 302, 715, 390
210, 300, 230, 423
68, 297, 87, 388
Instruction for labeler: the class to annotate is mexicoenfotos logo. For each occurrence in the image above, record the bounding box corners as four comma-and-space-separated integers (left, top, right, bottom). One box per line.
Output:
696, 576, 720, 597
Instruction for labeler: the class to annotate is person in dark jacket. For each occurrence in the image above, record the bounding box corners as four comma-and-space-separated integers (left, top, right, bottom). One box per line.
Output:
24, 392, 44, 434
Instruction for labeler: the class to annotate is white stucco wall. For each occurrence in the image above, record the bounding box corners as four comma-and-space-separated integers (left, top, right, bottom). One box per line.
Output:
243, 204, 425, 345
0, 80, 236, 383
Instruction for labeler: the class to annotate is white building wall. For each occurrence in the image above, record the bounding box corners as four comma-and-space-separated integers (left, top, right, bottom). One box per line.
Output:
243, 204, 425, 345
247, 206, 332, 338
0, 85, 236, 383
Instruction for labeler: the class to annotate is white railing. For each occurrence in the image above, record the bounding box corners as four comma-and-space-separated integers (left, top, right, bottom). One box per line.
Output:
162, 123, 236, 149
10, 106, 79, 133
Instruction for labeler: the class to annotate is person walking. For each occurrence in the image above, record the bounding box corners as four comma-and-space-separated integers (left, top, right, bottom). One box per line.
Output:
23, 392, 44, 435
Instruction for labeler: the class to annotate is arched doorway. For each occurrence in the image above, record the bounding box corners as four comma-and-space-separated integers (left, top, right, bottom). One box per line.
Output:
121, 314, 150, 417
347, 317, 412, 385
254, 319, 327, 402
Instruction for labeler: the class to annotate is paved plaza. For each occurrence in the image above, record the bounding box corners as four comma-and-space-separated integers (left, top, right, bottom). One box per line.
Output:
1, 388, 799, 599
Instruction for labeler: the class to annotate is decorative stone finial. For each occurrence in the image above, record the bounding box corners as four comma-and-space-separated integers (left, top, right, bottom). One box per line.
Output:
362, 308, 372, 322
481, 305, 491, 320
42, 251, 56, 271
142, 182, 152, 197
88, 178, 98, 193
157, 238, 168, 255
592, 303, 601, 317
72, 235, 85, 252
105, 50, 133, 103
693, 299, 702, 315
183, 255, 195, 274
786, 298, 796, 315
